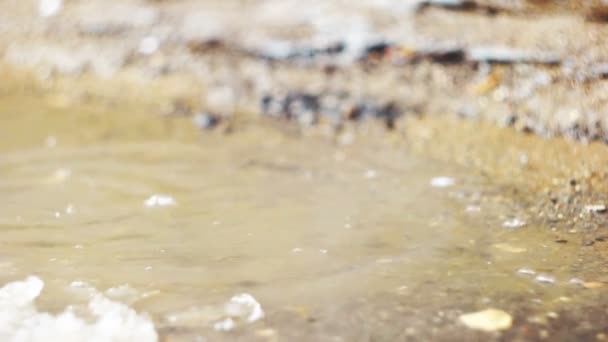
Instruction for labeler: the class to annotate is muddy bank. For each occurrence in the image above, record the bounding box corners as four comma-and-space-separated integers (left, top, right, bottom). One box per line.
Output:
2, 0, 608, 142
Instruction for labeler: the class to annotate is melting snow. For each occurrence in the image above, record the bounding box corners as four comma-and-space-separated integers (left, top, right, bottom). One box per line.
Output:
0, 276, 157, 342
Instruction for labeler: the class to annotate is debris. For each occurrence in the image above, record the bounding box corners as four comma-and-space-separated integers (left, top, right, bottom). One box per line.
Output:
407, 43, 466, 64
416, 0, 479, 11
468, 46, 561, 65
459, 308, 512, 332
259, 91, 401, 128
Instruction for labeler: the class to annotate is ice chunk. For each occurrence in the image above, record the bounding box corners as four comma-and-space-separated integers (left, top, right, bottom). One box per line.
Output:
0, 276, 157, 342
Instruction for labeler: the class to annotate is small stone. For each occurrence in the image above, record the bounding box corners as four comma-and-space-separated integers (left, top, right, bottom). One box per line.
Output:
459, 309, 513, 332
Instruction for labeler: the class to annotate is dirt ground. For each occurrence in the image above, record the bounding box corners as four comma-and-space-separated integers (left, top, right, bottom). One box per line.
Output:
2, 0, 608, 140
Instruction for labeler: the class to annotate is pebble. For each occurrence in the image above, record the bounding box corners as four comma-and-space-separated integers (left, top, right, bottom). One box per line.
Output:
459, 308, 513, 332
430, 176, 455, 188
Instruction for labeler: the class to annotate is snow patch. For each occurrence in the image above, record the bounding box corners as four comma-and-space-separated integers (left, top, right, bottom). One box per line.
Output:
0, 276, 157, 342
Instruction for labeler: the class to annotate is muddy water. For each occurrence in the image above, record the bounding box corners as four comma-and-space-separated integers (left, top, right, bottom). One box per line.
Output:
0, 94, 607, 341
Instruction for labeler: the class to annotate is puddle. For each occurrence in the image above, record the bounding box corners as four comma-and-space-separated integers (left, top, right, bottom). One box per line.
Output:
0, 93, 607, 341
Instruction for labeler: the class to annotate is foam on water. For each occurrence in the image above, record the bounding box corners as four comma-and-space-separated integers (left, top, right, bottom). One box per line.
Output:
0, 276, 157, 342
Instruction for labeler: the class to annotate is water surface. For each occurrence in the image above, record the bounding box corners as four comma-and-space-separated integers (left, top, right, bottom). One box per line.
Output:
0, 94, 606, 341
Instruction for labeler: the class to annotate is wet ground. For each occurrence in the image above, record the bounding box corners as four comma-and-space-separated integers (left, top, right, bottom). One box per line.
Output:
3, 1, 608, 341
2, 83, 608, 341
